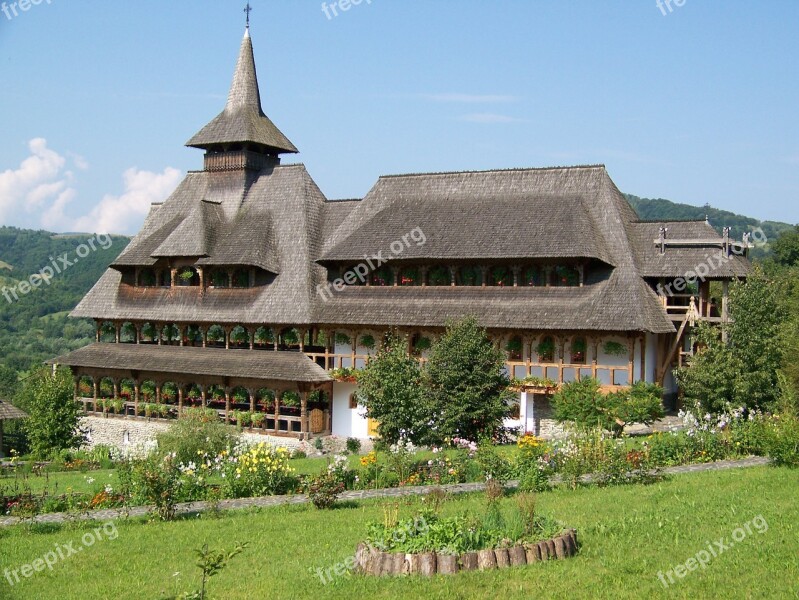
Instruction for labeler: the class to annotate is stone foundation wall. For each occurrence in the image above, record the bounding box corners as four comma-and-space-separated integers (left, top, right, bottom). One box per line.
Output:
78, 416, 307, 453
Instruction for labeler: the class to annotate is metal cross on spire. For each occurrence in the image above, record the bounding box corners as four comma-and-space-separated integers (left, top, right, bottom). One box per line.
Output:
244, 2, 253, 29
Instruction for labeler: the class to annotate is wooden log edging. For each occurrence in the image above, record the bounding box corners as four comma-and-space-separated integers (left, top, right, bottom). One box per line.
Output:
356, 528, 578, 577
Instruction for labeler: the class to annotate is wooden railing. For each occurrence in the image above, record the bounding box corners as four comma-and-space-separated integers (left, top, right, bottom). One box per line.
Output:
77, 398, 329, 438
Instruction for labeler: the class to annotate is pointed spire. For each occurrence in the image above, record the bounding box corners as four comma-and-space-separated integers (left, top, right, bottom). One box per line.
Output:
225, 29, 262, 114
186, 26, 298, 156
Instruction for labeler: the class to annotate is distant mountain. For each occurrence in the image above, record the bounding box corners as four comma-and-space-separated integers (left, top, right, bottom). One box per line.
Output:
0, 226, 129, 376
625, 194, 793, 260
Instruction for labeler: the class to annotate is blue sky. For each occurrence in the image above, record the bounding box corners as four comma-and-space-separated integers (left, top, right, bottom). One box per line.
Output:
1, 0, 797, 234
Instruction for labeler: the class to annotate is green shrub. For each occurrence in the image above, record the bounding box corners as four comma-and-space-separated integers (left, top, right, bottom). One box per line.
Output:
764, 414, 799, 467
307, 470, 345, 509
155, 409, 238, 466
345, 437, 362, 454
554, 379, 664, 437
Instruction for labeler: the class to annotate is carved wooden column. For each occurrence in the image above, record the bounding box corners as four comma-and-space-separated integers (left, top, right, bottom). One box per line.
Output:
224, 387, 231, 423
300, 391, 309, 440
628, 337, 636, 385
449, 266, 457, 287
178, 387, 184, 415
274, 392, 281, 434
248, 388, 256, 414
114, 322, 121, 344
590, 337, 600, 379
135, 323, 141, 344
200, 385, 207, 408
201, 326, 208, 349
92, 379, 99, 413
512, 266, 520, 288
134, 380, 141, 418
248, 327, 255, 350
156, 324, 163, 346
95, 320, 102, 343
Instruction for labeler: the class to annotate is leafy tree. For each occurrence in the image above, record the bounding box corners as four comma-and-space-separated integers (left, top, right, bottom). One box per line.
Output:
356, 332, 429, 445
17, 367, 84, 458
424, 317, 511, 443
553, 378, 664, 436
0, 364, 18, 399
771, 225, 799, 267
676, 267, 784, 413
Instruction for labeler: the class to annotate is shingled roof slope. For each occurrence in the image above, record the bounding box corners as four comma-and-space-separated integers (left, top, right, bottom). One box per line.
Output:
630, 221, 751, 278
72, 164, 327, 324
186, 30, 297, 154
50, 343, 331, 383
321, 167, 614, 264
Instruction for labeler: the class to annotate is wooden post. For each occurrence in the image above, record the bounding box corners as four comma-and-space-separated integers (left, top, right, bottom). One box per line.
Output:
628, 337, 636, 385
274, 392, 281, 433
591, 337, 599, 380
134, 381, 140, 417
135, 324, 141, 344
201, 385, 207, 408
95, 321, 101, 342
178, 387, 184, 415
224, 387, 231, 423
114, 322, 121, 344
248, 327, 255, 350
248, 388, 256, 414
92, 379, 99, 413
300, 391, 309, 440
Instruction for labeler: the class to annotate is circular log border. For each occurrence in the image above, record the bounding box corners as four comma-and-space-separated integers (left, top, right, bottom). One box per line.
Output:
356, 528, 578, 577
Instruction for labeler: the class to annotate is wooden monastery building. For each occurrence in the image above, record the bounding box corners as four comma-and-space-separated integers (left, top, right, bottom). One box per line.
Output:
53, 26, 752, 441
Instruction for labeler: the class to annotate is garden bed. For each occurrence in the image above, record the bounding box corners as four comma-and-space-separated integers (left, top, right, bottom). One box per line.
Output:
355, 528, 578, 576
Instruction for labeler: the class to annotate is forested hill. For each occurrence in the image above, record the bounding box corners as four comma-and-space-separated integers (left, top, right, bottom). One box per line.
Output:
0, 227, 129, 381
625, 194, 794, 244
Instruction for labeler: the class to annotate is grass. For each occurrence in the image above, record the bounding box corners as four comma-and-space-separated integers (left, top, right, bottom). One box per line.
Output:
0, 466, 797, 599
0, 469, 117, 496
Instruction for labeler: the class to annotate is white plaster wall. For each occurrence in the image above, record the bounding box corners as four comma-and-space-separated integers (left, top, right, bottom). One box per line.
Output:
331, 382, 369, 439
645, 333, 657, 383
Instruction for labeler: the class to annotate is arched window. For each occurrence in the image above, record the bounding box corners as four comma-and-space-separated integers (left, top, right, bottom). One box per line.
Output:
537, 336, 555, 363
428, 266, 451, 287
138, 268, 157, 287
210, 269, 229, 288
457, 266, 481, 286
370, 265, 393, 287
177, 266, 200, 287
506, 335, 523, 360
399, 267, 421, 286
489, 267, 512, 287
553, 266, 580, 287
523, 266, 544, 287
232, 269, 251, 288
571, 337, 587, 364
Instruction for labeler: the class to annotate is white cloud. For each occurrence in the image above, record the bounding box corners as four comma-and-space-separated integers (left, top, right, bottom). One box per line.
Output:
71, 167, 182, 235
0, 138, 181, 234
457, 113, 527, 124
423, 93, 519, 103
0, 138, 69, 222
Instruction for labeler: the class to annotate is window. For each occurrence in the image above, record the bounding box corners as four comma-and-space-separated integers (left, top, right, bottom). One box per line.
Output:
349, 393, 358, 409
489, 267, 512, 287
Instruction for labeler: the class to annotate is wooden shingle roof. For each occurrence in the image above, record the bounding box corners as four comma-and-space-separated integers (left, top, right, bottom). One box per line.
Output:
0, 400, 27, 421
186, 29, 297, 154
49, 344, 331, 384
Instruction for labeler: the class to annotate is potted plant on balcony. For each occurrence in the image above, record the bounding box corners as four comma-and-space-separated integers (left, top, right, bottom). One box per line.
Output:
506, 338, 523, 361
428, 266, 451, 287
536, 338, 556, 363
571, 338, 587, 363
603, 341, 627, 357
359, 334, 376, 350
251, 412, 266, 429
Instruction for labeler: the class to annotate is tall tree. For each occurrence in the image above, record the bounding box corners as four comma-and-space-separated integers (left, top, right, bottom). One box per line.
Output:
424, 317, 512, 442
356, 332, 429, 445
16, 367, 84, 458
676, 267, 784, 413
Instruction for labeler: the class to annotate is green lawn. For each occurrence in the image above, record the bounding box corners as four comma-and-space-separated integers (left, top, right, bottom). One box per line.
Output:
1, 466, 797, 599
0, 468, 117, 496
